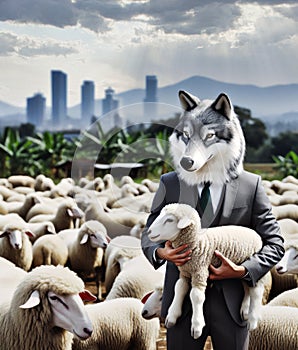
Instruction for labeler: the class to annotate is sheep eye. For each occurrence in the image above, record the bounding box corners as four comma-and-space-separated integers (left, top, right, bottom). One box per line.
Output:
183, 130, 190, 139
164, 218, 174, 224
293, 254, 298, 260
49, 295, 68, 309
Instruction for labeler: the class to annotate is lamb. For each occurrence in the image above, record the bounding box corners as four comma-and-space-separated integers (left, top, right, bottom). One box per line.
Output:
0, 265, 95, 350
248, 306, 298, 350
275, 240, 298, 278
32, 234, 68, 268
105, 254, 165, 300
147, 203, 267, 339
278, 218, 298, 238
59, 220, 110, 300
8, 174, 35, 188
104, 235, 143, 293
34, 174, 55, 192
271, 179, 298, 194
0, 220, 34, 271
26, 221, 56, 243
72, 297, 160, 350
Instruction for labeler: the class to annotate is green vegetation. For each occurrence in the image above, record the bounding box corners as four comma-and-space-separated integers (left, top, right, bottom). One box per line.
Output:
0, 103, 297, 181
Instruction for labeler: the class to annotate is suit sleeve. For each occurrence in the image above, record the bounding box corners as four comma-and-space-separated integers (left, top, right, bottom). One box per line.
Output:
241, 176, 285, 287
141, 175, 168, 269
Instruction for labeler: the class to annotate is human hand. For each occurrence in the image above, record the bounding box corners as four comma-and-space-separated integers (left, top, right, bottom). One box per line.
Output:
209, 250, 246, 280
157, 240, 192, 266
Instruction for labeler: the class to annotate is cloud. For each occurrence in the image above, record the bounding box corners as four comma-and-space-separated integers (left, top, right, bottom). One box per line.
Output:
0, 31, 78, 57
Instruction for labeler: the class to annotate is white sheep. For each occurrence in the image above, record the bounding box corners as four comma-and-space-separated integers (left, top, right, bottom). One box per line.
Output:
34, 174, 55, 191
272, 204, 298, 221
72, 297, 160, 350
105, 254, 165, 300
0, 220, 34, 271
59, 220, 110, 300
141, 285, 164, 320
147, 203, 267, 339
28, 198, 84, 231
104, 235, 143, 293
248, 306, 298, 350
278, 218, 298, 238
26, 221, 56, 243
0, 265, 95, 350
0, 257, 27, 305
267, 287, 298, 307
32, 234, 68, 267
275, 240, 298, 279
8, 174, 35, 188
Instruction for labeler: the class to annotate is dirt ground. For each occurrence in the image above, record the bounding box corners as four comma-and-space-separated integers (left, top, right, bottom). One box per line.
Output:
84, 280, 213, 350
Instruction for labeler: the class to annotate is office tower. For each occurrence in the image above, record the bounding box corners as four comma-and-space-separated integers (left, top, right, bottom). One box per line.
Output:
51, 70, 67, 126
102, 87, 119, 116
81, 80, 95, 121
26, 93, 46, 127
143, 75, 158, 119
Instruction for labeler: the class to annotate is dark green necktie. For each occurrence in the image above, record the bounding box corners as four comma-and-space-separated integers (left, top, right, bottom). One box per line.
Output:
200, 182, 211, 213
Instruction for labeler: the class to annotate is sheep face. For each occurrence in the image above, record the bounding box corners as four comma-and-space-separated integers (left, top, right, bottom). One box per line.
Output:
147, 210, 194, 242
20, 289, 94, 340
141, 288, 163, 320
275, 246, 298, 274
0, 229, 33, 250
80, 231, 109, 249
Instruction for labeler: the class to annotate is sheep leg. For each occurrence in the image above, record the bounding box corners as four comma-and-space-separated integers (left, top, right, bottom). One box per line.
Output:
95, 266, 104, 301
189, 286, 206, 339
240, 282, 250, 321
246, 283, 263, 330
165, 276, 189, 328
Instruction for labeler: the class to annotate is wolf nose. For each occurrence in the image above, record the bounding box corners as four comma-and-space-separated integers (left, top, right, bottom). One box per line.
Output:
180, 156, 194, 170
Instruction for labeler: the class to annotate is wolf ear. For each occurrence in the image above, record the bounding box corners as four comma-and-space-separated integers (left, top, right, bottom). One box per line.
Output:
179, 90, 200, 111
212, 93, 233, 120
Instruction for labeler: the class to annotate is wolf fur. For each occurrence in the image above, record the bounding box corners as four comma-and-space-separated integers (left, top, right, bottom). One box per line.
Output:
169, 90, 245, 185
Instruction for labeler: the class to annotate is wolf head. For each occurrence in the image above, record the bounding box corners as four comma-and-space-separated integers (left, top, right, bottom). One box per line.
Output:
169, 90, 245, 185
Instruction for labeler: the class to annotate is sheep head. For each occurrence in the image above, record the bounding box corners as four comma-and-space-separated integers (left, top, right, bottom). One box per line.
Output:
147, 203, 201, 242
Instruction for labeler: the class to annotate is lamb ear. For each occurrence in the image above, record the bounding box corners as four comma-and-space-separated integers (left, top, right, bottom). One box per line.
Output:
20, 290, 41, 309
0, 231, 8, 237
80, 233, 89, 245
211, 93, 233, 120
141, 291, 154, 304
179, 90, 200, 111
177, 217, 193, 229
67, 208, 74, 217
25, 230, 35, 238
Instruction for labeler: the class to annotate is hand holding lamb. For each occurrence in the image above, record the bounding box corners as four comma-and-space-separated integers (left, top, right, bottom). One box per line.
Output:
147, 203, 267, 339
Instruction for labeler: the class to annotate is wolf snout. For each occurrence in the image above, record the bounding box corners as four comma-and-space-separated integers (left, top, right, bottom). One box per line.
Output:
180, 156, 194, 170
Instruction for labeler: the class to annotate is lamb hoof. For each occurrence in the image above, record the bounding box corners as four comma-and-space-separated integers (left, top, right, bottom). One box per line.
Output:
191, 326, 203, 339
247, 318, 258, 331
165, 316, 177, 329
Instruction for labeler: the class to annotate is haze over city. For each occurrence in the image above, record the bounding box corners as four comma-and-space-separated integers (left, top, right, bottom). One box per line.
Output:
0, 0, 297, 108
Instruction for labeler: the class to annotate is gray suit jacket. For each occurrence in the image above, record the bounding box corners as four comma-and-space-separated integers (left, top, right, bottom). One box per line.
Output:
141, 170, 284, 325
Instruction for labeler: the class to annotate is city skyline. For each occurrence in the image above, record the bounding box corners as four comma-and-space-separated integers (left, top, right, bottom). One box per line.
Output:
0, 1, 297, 108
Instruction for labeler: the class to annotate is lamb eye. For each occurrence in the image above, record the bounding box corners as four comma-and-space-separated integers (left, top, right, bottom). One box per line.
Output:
49, 296, 58, 301
183, 130, 190, 139
164, 218, 174, 224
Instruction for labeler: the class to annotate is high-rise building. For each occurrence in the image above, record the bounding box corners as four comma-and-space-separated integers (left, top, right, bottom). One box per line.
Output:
81, 80, 95, 121
102, 87, 119, 116
26, 93, 46, 127
143, 75, 158, 119
51, 70, 67, 126
144, 75, 158, 103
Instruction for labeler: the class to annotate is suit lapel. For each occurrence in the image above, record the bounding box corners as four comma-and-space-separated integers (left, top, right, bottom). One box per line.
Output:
220, 177, 240, 224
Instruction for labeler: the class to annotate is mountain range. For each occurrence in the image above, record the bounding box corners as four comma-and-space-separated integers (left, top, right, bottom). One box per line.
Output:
1, 75, 298, 126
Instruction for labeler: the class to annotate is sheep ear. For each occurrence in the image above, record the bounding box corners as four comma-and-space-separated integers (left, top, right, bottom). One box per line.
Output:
80, 233, 89, 245
79, 290, 97, 302
67, 208, 74, 217
25, 230, 35, 238
141, 291, 153, 304
177, 217, 193, 229
20, 290, 41, 309
0, 231, 8, 237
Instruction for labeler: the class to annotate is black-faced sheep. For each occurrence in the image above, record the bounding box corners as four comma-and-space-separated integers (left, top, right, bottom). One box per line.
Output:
0, 265, 95, 350
147, 203, 267, 339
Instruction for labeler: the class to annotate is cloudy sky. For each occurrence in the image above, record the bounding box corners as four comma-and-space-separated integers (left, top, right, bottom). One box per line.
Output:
0, 0, 297, 107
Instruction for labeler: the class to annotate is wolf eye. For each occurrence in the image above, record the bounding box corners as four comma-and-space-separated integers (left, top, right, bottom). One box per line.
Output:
206, 133, 215, 140
183, 130, 190, 139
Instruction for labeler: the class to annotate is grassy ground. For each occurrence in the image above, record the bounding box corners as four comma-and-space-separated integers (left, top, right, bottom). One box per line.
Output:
244, 163, 281, 180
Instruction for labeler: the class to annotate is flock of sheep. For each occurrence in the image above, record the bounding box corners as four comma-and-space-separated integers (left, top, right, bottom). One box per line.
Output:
0, 172, 297, 349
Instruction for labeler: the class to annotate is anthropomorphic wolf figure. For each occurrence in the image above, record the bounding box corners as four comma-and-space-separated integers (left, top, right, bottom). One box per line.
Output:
141, 90, 284, 350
